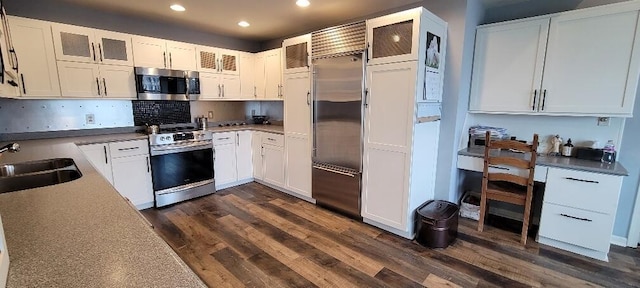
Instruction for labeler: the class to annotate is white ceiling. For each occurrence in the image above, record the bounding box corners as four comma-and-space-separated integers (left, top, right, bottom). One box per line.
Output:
60, 0, 422, 41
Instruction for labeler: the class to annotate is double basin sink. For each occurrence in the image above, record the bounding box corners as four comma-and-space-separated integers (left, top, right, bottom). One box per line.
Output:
0, 158, 82, 193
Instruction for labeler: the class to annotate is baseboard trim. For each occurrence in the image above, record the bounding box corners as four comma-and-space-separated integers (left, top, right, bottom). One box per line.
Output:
611, 235, 628, 247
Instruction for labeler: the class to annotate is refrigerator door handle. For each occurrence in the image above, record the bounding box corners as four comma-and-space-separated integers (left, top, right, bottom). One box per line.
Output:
313, 164, 356, 177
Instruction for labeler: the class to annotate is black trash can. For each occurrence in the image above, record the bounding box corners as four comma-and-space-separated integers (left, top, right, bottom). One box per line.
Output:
415, 200, 459, 248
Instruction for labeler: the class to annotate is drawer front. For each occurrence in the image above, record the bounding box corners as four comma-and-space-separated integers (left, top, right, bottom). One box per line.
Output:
262, 133, 284, 147
544, 168, 623, 214
109, 139, 149, 158
213, 132, 236, 146
539, 203, 613, 252
457, 155, 548, 182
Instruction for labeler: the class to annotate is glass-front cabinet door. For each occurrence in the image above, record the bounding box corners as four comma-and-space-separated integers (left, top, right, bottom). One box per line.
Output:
52, 23, 95, 63
95, 30, 134, 66
367, 8, 421, 65
283, 33, 310, 74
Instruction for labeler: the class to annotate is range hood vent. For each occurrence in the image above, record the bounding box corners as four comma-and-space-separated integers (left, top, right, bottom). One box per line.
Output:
311, 21, 366, 59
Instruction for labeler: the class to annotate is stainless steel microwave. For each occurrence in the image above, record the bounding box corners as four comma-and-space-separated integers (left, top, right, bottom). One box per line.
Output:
134, 67, 200, 101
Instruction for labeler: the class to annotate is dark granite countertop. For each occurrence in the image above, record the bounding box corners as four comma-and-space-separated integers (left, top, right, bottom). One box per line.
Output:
459, 148, 629, 176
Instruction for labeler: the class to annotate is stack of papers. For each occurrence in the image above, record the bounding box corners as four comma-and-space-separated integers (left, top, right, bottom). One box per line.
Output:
469, 126, 508, 138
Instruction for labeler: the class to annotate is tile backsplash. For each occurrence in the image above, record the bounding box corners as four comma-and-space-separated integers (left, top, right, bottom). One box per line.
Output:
132, 100, 191, 126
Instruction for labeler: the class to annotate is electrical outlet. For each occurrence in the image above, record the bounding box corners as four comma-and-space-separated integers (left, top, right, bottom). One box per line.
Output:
86, 114, 95, 125
597, 117, 610, 126
208, 111, 214, 118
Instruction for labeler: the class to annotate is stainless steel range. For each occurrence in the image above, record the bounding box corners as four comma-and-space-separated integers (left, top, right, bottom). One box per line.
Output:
148, 127, 215, 207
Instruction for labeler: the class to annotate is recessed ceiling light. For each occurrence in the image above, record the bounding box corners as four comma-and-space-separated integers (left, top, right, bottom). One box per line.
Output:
238, 21, 250, 28
296, 0, 310, 7
170, 4, 186, 12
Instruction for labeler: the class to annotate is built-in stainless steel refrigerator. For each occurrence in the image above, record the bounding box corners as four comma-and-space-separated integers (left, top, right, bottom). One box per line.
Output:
312, 53, 365, 219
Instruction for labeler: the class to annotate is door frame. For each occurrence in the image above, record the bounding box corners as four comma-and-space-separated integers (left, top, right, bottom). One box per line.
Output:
627, 179, 640, 247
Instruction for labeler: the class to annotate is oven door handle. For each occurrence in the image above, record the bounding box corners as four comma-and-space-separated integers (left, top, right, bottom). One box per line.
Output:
150, 142, 213, 156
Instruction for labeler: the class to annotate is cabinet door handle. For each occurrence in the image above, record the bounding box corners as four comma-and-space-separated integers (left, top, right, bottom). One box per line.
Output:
163, 52, 167, 68
261, 146, 264, 156
217, 137, 230, 140
20, 74, 26, 94
560, 213, 592, 222
103, 78, 107, 96
96, 78, 101, 96
364, 88, 369, 108
254, 86, 257, 97
307, 91, 311, 105
169, 52, 173, 68
237, 133, 239, 146
103, 146, 108, 164
267, 137, 276, 141
532, 89, 538, 111
118, 147, 140, 151
91, 42, 96, 62
9, 48, 18, 71
146, 156, 150, 173
541, 89, 547, 111
222, 84, 225, 98
98, 43, 103, 62
218, 84, 221, 97
564, 177, 599, 184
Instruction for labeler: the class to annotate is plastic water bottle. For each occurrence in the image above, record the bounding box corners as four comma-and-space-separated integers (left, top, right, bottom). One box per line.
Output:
601, 140, 616, 164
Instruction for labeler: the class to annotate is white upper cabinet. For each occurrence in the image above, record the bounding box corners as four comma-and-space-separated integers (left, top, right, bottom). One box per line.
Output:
132, 36, 167, 68
57, 62, 101, 97
541, 6, 640, 115
52, 23, 133, 66
470, 2, 640, 116
196, 46, 239, 75
166, 41, 197, 71
239, 52, 256, 99
9, 16, 61, 97
469, 18, 549, 113
254, 52, 266, 99
367, 8, 422, 65
94, 30, 134, 66
282, 34, 310, 74
199, 72, 240, 100
99, 65, 136, 98
132, 36, 196, 70
264, 48, 283, 99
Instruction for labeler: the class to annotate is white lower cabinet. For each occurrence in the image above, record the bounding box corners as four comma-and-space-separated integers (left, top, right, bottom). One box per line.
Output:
213, 131, 253, 189
538, 167, 624, 261
236, 131, 253, 180
252, 132, 264, 180
79, 143, 113, 183
284, 135, 311, 198
111, 154, 154, 210
79, 139, 154, 209
263, 144, 285, 187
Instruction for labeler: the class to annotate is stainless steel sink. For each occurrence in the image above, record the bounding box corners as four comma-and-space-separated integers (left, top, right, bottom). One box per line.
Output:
0, 158, 76, 177
0, 158, 82, 193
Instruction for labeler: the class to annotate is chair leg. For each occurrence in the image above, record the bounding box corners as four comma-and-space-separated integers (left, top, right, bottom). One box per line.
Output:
478, 193, 487, 232
521, 191, 534, 245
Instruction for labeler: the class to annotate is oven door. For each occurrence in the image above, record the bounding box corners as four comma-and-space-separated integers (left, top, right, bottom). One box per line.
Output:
150, 143, 214, 192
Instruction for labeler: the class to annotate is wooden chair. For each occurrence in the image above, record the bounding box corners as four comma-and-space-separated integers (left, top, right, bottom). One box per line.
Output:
477, 131, 539, 245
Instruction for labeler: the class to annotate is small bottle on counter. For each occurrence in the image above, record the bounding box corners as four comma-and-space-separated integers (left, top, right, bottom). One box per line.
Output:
601, 140, 616, 164
562, 138, 574, 157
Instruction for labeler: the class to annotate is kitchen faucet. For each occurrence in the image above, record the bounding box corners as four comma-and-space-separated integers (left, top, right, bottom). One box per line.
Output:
0, 143, 20, 154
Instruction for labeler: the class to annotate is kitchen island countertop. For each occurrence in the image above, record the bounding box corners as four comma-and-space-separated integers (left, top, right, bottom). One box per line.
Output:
459, 147, 628, 176
0, 135, 206, 288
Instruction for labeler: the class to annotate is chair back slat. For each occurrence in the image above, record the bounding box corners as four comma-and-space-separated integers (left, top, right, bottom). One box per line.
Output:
488, 156, 531, 169
487, 173, 529, 186
488, 140, 532, 151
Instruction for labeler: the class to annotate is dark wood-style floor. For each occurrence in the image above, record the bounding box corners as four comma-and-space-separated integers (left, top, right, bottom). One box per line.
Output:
142, 182, 640, 288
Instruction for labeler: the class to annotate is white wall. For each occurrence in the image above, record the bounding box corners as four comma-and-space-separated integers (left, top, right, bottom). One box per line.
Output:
462, 114, 625, 152
420, 0, 485, 202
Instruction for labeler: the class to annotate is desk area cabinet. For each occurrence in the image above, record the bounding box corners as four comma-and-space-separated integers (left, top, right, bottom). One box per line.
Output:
457, 150, 627, 261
